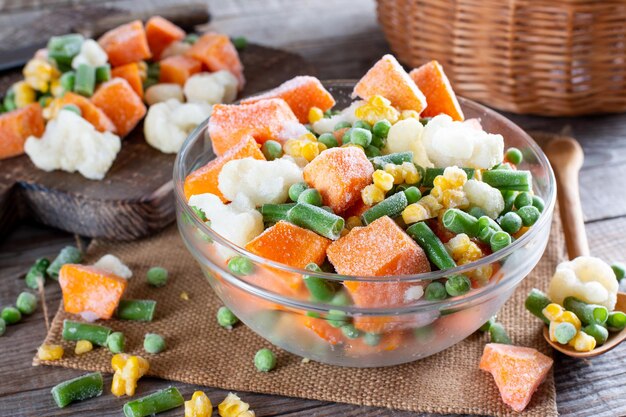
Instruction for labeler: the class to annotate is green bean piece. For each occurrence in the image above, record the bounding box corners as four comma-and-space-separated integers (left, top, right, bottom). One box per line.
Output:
217, 306, 239, 329
318, 133, 338, 149
3, 88, 16, 112
0, 318, 5, 336
25, 257, 50, 289
190, 206, 207, 221
442, 208, 480, 237
232, 36, 248, 50
490, 231, 512, 252
477, 226, 495, 245
287, 203, 345, 240
554, 322, 577, 344
349, 127, 372, 147
369, 151, 413, 170
330, 290, 352, 306
62, 104, 81, 116
353, 120, 372, 131
261, 140, 283, 160
74, 63, 96, 97
303, 263, 336, 302
183, 33, 199, 44
611, 262, 625, 281
364, 145, 381, 158
123, 387, 184, 417
479, 316, 496, 332
403, 186, 421, 204
62, 320, 112, 346
532, 195, 545, 213
517, 205, 541, 227
373, 120, 391, 138
51, 372, 103, 408
333, 121, 351, 131
1, 307, 21, 325
341, 323, 360, 339
501, 190, 518, 214
499, 211, 522, 234
326, 309, 347, 328
468, 206, 486, 219
146, 266, 168, 287
582, 323, 609, 345
525, 288, 552, 324
297, 188, 323, 206
489, 322, 512, 344
254, 348, 277, 372
563, 297, 609, 325
445, 275, 471, 297
95, 64, 111, 83
425, 281, 447, 301
478, 215, 502, 232
363, 332, 381, 346
607, 311, 626, 332
505, 147, 523, 165
144, 333, 166, 354
514, 192, 533, 209
495, 163, 513, 171
228, 256, 254, 276
482, 169, 532, 192
422, 167, 475, 188
260, 203, 296, 224
107, 332, 125, 354
361, 191, 408, 225
115, 300, 156, 322
47, 246, 82, 279
406, 222, 456, 270
16, 292, 37, 315
288, 182, 309, 202
47, 34, 84, 68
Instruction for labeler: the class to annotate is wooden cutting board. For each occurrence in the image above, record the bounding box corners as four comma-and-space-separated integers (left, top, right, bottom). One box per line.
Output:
0, 42, 315, 241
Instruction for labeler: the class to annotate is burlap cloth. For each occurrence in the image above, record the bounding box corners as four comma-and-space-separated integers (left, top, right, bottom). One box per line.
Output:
35, 213, 564, 416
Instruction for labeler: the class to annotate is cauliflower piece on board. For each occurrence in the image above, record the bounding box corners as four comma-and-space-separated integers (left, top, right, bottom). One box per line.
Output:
422, 114, 504, 169
144, 83, 184, 106
311, 100, 362, 134
72, 39, 108, 69
184, 70, 239, 105
463, 179, 505, 219
218, 157, 303, 206
93, 254, 132, 279
383, 118, 432, 168
144, 98, 211, 154
548, 256, 618, 310
24, 110, 121, 180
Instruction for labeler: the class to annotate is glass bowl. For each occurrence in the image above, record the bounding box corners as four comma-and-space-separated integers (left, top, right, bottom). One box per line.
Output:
173, 81, 556, 367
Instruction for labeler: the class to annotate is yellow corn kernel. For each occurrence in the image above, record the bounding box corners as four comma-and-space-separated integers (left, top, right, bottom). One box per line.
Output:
370, 95, 389, 108
560, 311, 582, 331
346, 216, 362, 230
548, 321, 560, 343
283, 139, 302, 157
372, 170, 394, 192
419, 195, 442, 215
400, 109, 420, 120
237, 412, 255, 417
316, 142, 327, 153
111, 353, 150, 397
37, 344, 64, 361
354, 95, 400, 125
361, 184, 385, 206
112, 353, 130, 372
301, 141, 320, 162
308, 106, 324, 124
299, 132, 317, 142
542, 303, 564, 322
218, 393, 252, 417
401, 162, 420, 184
137, 61, 148, 81
443, 166, 468, 188
468, 264, 493, 287
75, 340, 93, 355
383, 164, 404, 185
569, 331, 596, 352
185, 391, 213, 417
442, 189, 470, 209
50, 78, 64, 97
401, 203, 429, 224
23, 58, 59, 93
13, 81, 37, 108
445, 234, 471, 258
111, 372, 126, 397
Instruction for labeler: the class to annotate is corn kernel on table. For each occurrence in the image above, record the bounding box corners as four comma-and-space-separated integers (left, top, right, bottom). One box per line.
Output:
2, 1, 626, 416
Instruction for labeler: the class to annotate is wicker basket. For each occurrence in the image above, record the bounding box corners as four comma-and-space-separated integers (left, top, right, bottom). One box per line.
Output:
376, 0, 626, 116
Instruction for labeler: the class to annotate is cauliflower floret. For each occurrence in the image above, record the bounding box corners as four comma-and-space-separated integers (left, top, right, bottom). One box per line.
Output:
311, 101, 363, 134
218, 157, 303, 206
144, 99, 211, 154
160, 41, 191, 59
422, 114, 504, 169
24, 110, 121, 180
383, 118, 433, 168
184, 70, 239, 105
463, 179, 505, 219
93, 254, 132, 279
71, 39, 108, 69
145, 83, 184, 106
548, 256, 618, 310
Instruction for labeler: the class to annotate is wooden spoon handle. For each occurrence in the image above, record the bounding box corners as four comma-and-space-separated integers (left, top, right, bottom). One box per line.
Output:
544, 137, 590, 259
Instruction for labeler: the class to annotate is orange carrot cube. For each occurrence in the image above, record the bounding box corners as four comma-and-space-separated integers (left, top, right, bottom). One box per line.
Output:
208, 98, 300, 155
57, 92, 116, 133
353, 54, 426, 112
145, 16, 186, 60
91, 78, 146, 137
185, 32, 245, 89
410, 60, 464, 121
480, 343, 553, 412
302, 147, 373, 213
98, 20, 151, 67
0, 103, 44, 159
111, 62, 144, 98
241, 76, 335, 123
300, 315, 345, 345
59, 264, 128, 320
183, 135, 265, 201
158, 55, 202, 86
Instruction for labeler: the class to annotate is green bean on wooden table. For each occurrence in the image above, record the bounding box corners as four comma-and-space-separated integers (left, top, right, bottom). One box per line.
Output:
62, 320, 111, 346
51, 372, 103, 408
287, 203, 345, 240
361, 191, 408, 225
442, 208, 479, 237
406, 222, 456, 270
525, 288, 552, 324
482, 169, 532, 192
47, 246, 82, 279
115, 300, 157, 322
563, 297, 609, 325
123, 387, 184, 417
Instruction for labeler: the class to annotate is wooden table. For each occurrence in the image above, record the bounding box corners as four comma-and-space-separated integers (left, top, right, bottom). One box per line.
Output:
2, 1, 626, 416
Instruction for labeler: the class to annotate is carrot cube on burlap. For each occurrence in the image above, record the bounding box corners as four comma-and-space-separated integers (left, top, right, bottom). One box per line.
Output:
208, 98, 300, 155
111, 62, 144, 98
183, 135, 265, 201
158, 55, 202, 86
185, 32, 245, 89
0, 103, 45, 159
241, 76, 335, 123
410, 60, 464, 121
480, 343, 553, 412
56, 93, 116, 133
353, 54, 427, 112
145, 16, 186, 60
98, 20, 151, 67
59, 264, 128, 320
302, 147, 373, 214
91, 78, 146, 137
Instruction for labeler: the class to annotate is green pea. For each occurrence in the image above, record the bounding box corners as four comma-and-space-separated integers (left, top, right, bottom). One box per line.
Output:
0, 318, 5, 336
333, 121, 351, 131
468, 206, 486, 219
445, 275, 471, 297
370, 134, 386, 149
364, 145, 381, 158
25, 257, 50, 289
144, 333, 166, 354
288, 182, 309, 202
261, 140, 283, 160
499, 211, 522, 234
340, 323, 360, 339
517, 205, 541, 226
254, 348, 276, 372
505, 147, 523, 165
425, 281, 447, 301
341, 128, 352, 144
611, 262, 625, 281
146, 267, 168, 287
232, 36, 248, 50
217, 306, 239, 329
1, 307, 21, 325
514, 192, 533, 209
16, 292, 37, 315
553, 322, 577, 344
532, 195, 545, 213
352, 120, 372, 131
479, 316, 496, 332
373, 120, 391, 138
228, 256, 254, 276
403, 186, 421, 204
107, 332, 125, 354
349, 127, 372, 147
317, 133, 338, 149
297, 188, 323, 206
363, 332, 381, 346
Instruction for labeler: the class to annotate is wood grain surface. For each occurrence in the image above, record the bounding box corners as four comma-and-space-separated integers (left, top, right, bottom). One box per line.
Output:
1, 1, 626, 416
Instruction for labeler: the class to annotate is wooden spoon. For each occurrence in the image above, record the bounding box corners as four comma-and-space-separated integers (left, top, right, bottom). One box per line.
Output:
542, 136, 626, 358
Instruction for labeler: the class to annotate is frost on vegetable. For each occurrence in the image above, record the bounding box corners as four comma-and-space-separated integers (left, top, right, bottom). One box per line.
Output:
311, 100, 362, 134
24, 110, 121, 180
144, 98, 211, 154
72, 39, 108, 69
184, 70, 239, 105
218, 157, 304, 206
548, 256, 618, 310
422, 114, 504, 169
383, 118, 432, 168
93, 254, 132, 279
464, 179, 504, 219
